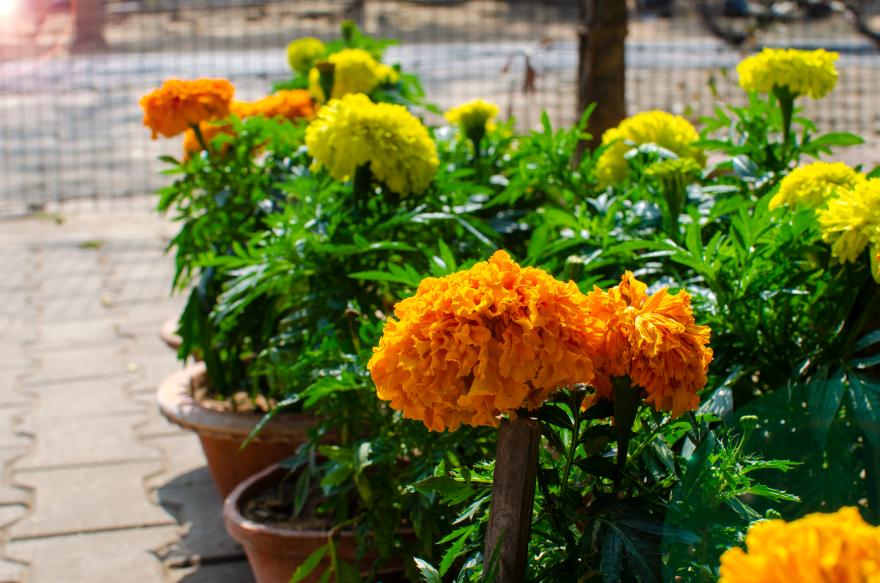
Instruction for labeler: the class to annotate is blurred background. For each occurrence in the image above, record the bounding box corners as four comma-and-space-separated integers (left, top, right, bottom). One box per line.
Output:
3, 0, 880, 217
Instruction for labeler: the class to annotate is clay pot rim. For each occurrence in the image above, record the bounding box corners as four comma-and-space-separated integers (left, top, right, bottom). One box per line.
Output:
157, 362, 315, 442
224, 463, 356, 542
159, 316, 183, 351
224, 464, 416, 549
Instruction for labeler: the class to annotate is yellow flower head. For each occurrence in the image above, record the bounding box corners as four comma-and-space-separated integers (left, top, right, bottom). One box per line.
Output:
444, 99, 500, 138
719, 507, 880, 583
770, 161, 866, 210
737, 48, 839, 99
308, 49, 399, 103
581, 272, 713, 418
596, 111, 706, 189
139, 79, 234, 139
818, 178, 880, 263
368, 251, 603, 432
287, 38, 326, 74
305, 93, 438, 197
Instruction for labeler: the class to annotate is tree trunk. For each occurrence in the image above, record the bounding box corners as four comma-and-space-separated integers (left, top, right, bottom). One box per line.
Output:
72, 0, 107, 53
577, 0, 627, 153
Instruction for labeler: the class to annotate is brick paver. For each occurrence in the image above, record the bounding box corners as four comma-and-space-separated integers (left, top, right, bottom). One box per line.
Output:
0, 200, 254, 582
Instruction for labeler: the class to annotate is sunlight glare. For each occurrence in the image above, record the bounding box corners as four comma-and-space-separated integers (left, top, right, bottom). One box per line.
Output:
0, 0, 18, 16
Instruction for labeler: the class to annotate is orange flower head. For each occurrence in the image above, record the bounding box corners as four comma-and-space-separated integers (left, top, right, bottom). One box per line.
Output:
581, 272, 712, 418
140, 79, 234, 139
367, 251, 603, 432
719, 507, 880, 583
246, 90, 317, 122
182, 120, 237, 160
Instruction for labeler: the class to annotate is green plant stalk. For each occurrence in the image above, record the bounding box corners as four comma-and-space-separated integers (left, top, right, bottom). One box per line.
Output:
189, 121, 211, 158
611, 375, 641, 471
353, 163, 372, 219
466, 125, 486, 177
661, 175, 687, 245
773, 85, 795, 146
557, 388, 582, 504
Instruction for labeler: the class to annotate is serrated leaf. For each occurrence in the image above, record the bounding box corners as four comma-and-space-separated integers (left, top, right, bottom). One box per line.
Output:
413, 558, 441, 583
440, 524, 475, 575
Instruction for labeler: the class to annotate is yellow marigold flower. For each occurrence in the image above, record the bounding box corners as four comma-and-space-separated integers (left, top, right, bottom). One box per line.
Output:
368, 251, 603, 432
140, 79, 234, 139
818, 178, 880, 263
305, 93, 439, 197
308, 49, 396, 103
737, 48, 839, 99
247, 90, 317, 122
581, 272, 713, 418
287, 37, 325, 74
770, 161, 866, 210
444, 99, 499, 138
596, 111, 706, 189
719, 507, 880, 583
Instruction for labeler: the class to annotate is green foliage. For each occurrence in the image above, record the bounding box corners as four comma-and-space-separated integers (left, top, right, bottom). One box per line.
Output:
414, 391, 796, 583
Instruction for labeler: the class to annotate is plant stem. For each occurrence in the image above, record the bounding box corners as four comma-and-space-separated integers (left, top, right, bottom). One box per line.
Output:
352, 163, 372, 220
557, 388, 582, 504
773, 85, 795, 147
189, 121, 211, 158
611, 375, 641, 472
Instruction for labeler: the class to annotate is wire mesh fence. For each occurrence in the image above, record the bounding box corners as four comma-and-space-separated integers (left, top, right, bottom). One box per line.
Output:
3, 0, 880, 216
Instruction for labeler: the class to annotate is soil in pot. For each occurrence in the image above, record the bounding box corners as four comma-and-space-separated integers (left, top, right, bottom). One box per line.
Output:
243, 480, 338, 531
225, 464, 407, 583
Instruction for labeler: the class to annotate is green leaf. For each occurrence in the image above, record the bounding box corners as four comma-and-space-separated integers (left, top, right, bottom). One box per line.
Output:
600, 529, 624, 583
290, 544, 328, 582
320, 464, 354, 487
413, 558, 441, 583
851, 353, 880, 369
854, 329, 880, 353
348, 270, 421, 287
609, 525, 662, 583
335, 561, 364, 583
812, 132, 865, 147
681, 433, 715, 511
524, 404, 572, 431
808, 370, 845, 449
847, 371, 880, 447
437, 239, 458, 273
293, 468, 311, 518
574, 456, 619, 480
440, 524, 476, 575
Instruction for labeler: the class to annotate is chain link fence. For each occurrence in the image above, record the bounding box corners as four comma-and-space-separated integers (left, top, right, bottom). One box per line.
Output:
2, 0, 880, 216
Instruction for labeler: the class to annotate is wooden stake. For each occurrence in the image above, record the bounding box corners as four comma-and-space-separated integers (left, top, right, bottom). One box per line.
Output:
484, 415, 541, 583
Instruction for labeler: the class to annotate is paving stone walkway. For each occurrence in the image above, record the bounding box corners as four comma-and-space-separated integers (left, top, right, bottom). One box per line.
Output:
0, 200, 256, 582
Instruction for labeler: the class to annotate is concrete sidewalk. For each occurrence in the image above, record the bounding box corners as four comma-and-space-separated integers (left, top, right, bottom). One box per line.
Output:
0, 201, 255, 582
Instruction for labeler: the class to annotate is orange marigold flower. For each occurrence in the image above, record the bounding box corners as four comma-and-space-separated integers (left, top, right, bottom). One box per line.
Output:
182, 121, 236, 160
581, 272, 712, 418
140, 79, 234, 139
719, 507, 880, 583
367, 251, 603, 432
247, 89, 317, 122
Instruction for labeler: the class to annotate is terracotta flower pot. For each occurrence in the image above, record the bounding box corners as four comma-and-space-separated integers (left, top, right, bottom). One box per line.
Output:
159, 316, 183, 352
224, 464, 410, 583
157, 362, 318, 499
